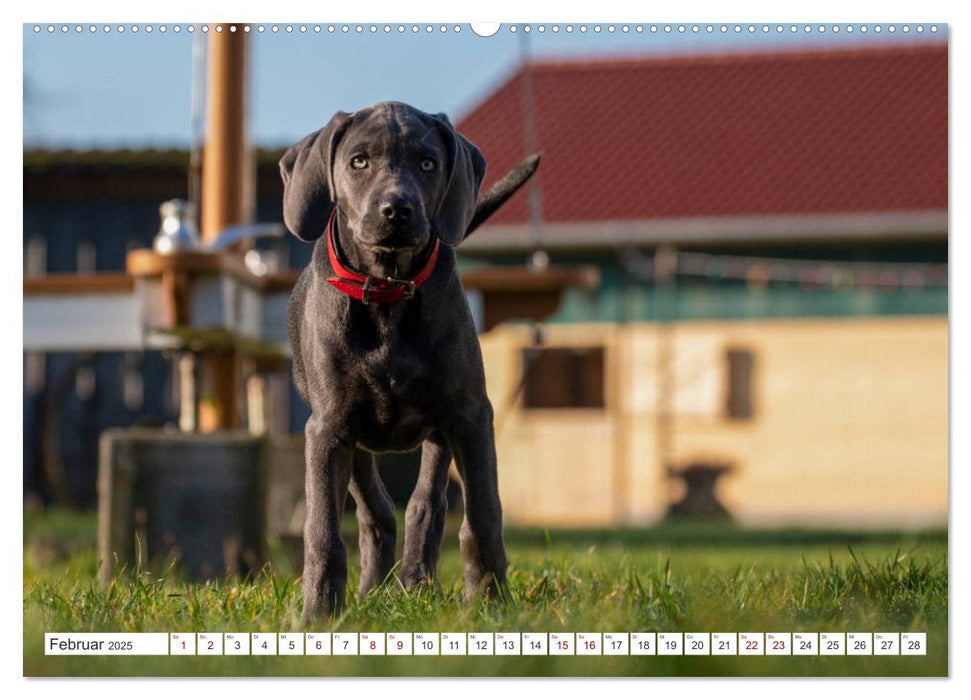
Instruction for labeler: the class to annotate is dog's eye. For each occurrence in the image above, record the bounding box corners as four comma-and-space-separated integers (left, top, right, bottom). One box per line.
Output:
351, 156, 369, 170
420, 158, 436, 172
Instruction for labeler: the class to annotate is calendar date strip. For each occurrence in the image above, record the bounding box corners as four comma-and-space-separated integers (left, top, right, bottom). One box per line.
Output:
45, 632, 927, 657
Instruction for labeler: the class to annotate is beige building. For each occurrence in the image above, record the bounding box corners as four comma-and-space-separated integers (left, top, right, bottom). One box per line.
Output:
481, 316, 947, 528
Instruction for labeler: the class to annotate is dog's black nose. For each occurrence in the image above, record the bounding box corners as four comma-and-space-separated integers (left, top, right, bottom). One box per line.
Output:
379, 199, 413, 221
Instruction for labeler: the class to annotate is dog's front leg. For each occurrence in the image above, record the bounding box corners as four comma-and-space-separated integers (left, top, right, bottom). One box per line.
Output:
349, 448, 397, 596
448, 401, 509, 602
401, 430, 452, 588
302, 416, 354, 622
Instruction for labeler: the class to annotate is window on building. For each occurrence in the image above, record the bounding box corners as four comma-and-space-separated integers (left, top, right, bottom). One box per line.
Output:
523, 346, 605, 409
725, 348, 756, 419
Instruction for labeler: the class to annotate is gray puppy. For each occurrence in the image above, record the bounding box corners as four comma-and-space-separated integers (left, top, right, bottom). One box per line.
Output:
280, 101, 539, 620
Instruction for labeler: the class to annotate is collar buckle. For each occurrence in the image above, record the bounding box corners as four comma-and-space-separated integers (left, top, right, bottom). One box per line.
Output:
359, 277, 416, 304
388, 277, 417, 299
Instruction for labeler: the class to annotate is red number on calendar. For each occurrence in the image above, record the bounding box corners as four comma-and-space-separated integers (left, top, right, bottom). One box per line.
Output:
181, 641, 186, 650
396, 640, 403, 650
208, 641, 214, 650
746, 640, 758, 650
773, 640, 785, 650
585, 640, 596, 650
557, 640, 569, 650
370, 641, 376, 650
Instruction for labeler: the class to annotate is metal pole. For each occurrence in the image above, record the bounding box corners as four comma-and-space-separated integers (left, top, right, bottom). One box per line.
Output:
189, 31, 206, 229
655, 245, 678, 510
519, 31, 547, 270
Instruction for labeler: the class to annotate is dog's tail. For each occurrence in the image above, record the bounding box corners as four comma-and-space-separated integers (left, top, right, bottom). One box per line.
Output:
465, 153, 541, 240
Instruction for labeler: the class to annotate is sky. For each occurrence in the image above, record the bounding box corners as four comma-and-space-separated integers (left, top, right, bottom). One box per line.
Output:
23, 23, 946, 149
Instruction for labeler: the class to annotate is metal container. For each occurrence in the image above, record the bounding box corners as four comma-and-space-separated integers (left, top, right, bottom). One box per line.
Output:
153, 199, 200, 254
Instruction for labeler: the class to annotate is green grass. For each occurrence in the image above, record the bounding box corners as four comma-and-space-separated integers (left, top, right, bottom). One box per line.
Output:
23, 509, 948, 676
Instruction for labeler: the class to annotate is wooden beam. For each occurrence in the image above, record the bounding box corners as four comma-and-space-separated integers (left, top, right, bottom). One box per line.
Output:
126, 248, 300, 293
27, 264, 599, 299
23, 273, 134, 295
460, 265, 599, 293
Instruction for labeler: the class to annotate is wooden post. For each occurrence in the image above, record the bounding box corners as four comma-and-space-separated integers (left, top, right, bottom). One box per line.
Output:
199, 24, 249, 431
201, 24, 247, 243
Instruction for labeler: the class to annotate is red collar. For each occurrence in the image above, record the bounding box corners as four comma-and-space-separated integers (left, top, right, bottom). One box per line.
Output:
325, 209, 440, 304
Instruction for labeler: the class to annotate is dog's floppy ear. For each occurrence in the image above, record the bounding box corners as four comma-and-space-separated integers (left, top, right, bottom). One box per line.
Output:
279, 111, 352, 242
432, 113, 486, 246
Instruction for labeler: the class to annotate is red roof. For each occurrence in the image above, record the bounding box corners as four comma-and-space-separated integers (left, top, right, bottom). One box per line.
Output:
457, 44, 947, 226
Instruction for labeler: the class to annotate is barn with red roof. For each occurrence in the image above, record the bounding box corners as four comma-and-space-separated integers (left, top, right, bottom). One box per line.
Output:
454, 43, 948, 528
459, 43, 946, 247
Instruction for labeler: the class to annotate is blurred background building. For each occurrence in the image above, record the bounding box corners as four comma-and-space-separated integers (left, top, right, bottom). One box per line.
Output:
459, 43, 947, 527
23, 40, 947, 528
